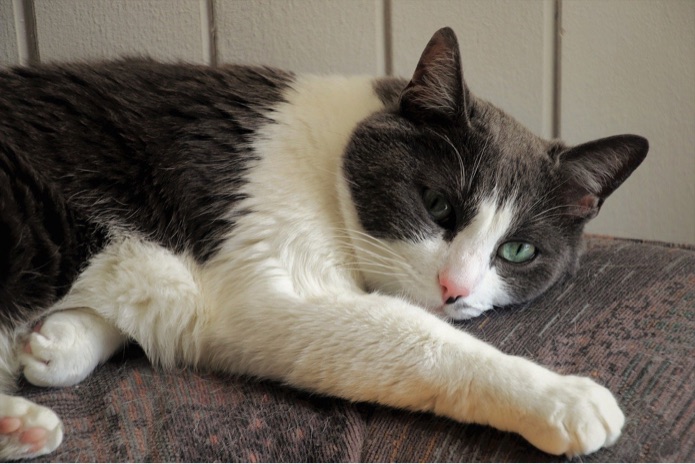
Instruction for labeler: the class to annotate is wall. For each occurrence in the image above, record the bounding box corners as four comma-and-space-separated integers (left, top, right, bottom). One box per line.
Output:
1, 0, 693, 244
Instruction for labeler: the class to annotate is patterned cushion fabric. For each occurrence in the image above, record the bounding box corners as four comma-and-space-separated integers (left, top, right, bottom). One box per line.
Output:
25, 236, 695, 462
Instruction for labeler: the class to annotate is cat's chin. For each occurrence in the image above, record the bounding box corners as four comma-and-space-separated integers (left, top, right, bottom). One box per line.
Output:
400, 293, 492, 321
430, 303, 490, 321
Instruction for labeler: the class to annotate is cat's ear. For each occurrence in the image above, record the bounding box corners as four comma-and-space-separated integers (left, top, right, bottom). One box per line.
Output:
555, 135, 649, 220
400, 27, 470, 124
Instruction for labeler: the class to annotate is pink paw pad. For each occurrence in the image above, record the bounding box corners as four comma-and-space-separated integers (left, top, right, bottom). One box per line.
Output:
0, 417, 49, 453
23, 321, 45, 356
21, 427, 48, 452
0, 417, 21, 434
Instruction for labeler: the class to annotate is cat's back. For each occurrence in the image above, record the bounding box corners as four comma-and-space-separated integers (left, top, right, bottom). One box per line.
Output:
0, 59, 297, 261
0, 58, 295, 171
0, 58, 294, 121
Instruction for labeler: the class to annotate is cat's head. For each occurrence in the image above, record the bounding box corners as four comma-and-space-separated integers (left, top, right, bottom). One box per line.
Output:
341, 27, 648, 320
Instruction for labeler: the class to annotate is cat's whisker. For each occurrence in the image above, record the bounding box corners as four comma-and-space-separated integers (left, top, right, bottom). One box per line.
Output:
469, 134, 490, 187
339, 264, 410, 279
334, 237, 408, 268
527, 204, 578, 222
338, 259, 409, 272
338, 246, 419, 285
333, 228, 409, 263
334, 241, 410, 271
368, 279, 412, 301
526, 183, 564, 213
338, 237, 424, 287
330, 242, 404, 268
427, 129, 465, 191
526, 177, 576, 214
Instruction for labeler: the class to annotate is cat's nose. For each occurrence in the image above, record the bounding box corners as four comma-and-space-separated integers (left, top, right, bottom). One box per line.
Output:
439, 274, 470, 304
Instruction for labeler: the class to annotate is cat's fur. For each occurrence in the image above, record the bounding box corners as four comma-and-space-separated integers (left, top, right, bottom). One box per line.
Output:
0, 28, 647, 459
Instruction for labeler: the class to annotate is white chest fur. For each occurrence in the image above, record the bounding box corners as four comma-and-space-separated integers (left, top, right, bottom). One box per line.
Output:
201, 75, 386, 306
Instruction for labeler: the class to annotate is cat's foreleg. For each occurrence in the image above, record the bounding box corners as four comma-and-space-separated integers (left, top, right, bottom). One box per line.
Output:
20, 308, 126, 387
53, 237, 204, 369
201, 292, 623, 457
0, 331, 62, 459
0, 394, 63, 459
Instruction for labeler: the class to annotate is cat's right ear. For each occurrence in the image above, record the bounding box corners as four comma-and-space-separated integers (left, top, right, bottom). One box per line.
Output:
399, 27, 471, 124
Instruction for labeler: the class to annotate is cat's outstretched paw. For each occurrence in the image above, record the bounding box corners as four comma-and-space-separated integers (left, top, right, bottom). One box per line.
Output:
0, 394, 63, 460
522, 375, 624, 456
20, 309, 118, 387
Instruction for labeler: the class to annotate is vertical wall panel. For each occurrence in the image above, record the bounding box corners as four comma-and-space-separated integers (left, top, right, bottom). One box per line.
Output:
214, 0, 383, 74
34, 0, 206, 63
391, 0, 551, 136
0, 0, 19, 65
561, 0, 695, 244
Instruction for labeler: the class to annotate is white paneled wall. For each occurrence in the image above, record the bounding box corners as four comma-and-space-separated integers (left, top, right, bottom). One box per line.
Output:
215, 0, 384, 74
1, 0, 693, 244
391, 0, 552, 137
561, 0, 695, 244
0, 0, 18, 64
34, 0, 207, 63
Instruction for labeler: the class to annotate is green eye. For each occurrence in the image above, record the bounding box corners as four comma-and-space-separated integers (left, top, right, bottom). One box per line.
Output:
498, 241, 537, 263
422, 189, 452, 224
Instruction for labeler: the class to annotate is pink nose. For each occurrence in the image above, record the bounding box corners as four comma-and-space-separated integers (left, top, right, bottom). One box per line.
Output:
439, 273, 470, 304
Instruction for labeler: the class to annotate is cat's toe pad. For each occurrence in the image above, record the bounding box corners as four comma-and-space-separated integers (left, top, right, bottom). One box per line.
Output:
20, 311, 99, 387
0, 395, 63, 459
0, 419, 48, 453
523, 375, 624, 456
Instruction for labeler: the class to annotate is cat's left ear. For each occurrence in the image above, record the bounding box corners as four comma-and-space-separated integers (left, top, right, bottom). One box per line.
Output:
400, 27, 471, 124
555, 134, 649, 220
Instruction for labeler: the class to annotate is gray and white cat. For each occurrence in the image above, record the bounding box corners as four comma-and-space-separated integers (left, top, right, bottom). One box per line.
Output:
0, 27, 647, 459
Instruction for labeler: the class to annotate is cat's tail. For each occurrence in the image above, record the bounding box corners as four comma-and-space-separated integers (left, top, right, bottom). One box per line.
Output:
0, 142, 105, 331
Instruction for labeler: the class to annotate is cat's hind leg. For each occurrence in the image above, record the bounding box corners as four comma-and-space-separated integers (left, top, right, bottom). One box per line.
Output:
0, 394, 63, 460
20, 308, 127, 387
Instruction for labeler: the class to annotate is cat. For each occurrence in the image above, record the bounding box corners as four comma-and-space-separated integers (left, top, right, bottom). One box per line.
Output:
0, 27, 648, 459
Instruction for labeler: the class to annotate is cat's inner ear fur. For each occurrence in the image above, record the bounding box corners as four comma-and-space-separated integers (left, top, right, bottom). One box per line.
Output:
554, 135, 649, 220
399, 27, 471, 124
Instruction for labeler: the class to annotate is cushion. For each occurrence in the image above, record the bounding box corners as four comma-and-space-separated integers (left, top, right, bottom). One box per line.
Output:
24, 236, 695, 462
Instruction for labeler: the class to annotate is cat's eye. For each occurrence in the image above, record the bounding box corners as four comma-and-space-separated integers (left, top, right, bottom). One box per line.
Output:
422, 189, 453, 226
497, 241, 537, 263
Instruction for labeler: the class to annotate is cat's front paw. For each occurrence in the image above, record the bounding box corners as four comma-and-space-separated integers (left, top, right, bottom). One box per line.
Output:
20, 310, 101, 387
521, 375, 624, 456
0, 394, 63, 460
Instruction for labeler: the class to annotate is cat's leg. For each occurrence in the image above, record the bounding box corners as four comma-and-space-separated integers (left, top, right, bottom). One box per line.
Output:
20, 308, 127, 387
199, 291, 624, 457
0, 394, 63, 460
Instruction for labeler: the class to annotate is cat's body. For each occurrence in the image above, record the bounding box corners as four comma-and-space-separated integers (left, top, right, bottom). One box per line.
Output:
0, 28, 647, 459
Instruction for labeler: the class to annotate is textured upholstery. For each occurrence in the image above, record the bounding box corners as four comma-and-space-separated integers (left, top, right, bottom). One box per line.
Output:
25, 236, 695, 462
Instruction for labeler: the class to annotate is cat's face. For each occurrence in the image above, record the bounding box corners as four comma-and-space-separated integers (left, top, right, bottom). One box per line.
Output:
342, 28, 648, 320
343, 103, 582, 319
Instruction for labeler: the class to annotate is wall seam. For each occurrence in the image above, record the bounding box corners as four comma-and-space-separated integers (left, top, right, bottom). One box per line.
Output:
200, 0, 217, 66
12, 0, 39, 64
542, 0, 559, 139
382, 0, 392, 76
552, 0, 562, 139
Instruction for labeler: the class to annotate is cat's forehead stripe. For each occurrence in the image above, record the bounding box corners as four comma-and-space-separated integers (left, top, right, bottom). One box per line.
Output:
453, 196, 515, 252
474, 197, 514, 240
